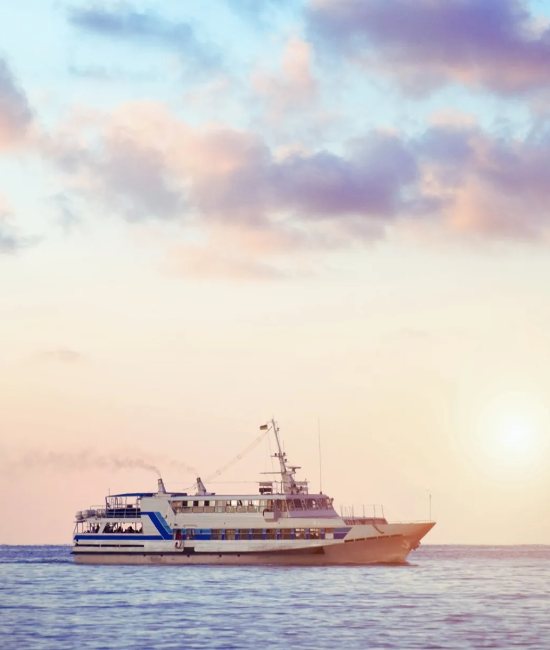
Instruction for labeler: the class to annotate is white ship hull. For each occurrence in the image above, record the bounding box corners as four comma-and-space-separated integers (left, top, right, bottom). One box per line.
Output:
73, 522, 434, 565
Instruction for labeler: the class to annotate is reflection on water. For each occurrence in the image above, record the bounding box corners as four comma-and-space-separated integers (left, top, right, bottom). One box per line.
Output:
1, 545, 549, 649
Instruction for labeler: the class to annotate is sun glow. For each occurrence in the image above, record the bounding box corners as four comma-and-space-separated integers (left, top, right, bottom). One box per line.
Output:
497, 416, 537, 457
474, 393, 549, 472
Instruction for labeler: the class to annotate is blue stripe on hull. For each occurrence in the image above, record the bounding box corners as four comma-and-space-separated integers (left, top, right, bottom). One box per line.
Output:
142, 511, 172, 539
75, 535, 162, 541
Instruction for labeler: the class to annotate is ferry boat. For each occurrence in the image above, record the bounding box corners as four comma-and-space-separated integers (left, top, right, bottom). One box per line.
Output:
72, 420, 435, 564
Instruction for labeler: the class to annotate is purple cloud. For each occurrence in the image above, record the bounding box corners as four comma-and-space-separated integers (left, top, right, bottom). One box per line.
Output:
42, 104, 550, 245
307, 0, 550, 96
271, 133, 421, 218
415, 123, 550, 238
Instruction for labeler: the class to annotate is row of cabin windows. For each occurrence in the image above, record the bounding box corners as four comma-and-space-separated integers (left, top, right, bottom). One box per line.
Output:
174, 528, 334, 541
78, 522, 144, 534
171, 497, 332, 514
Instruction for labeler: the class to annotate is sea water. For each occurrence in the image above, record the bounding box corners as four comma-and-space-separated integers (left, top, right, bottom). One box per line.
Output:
1, 545, 549, 649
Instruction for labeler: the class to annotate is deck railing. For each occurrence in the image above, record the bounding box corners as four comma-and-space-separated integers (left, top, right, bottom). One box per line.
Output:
339, 504, 386, 520
75, 507, 141, 521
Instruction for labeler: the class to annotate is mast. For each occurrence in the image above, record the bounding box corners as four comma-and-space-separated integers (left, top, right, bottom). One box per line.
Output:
264, 418, 301, 494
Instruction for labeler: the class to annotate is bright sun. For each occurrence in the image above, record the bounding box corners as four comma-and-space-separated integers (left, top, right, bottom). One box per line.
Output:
475, 393, 548, 471
498, 417, 536, 456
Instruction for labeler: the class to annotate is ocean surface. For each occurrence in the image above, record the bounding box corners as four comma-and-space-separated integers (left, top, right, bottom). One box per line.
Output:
1, 545, 549, 649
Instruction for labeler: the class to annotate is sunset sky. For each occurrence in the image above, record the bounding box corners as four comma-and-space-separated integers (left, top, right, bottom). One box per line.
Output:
2, 0, 550, 545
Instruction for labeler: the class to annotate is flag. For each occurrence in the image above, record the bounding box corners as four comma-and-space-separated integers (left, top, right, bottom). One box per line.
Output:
259, 424, 269, 430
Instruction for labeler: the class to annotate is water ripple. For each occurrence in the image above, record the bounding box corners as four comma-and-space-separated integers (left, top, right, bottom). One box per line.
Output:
0, 546, 549, 649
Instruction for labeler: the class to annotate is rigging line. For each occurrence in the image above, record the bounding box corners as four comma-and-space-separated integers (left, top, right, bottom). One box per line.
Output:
208, 481, 258, 485
204, 427, 271, 483
267, 426, 275, 474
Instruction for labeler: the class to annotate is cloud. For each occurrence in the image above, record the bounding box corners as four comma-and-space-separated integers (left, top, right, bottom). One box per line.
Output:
35, 348, 84, 364
0, 58, 32, 148
0, 223, 23, 253
68, 63, 156, 83
41, 102, 550, 264
68, 3, 220, 72
307, 0, 550, 96
168, 242, 286, 280
41, 108, 186, 221
415, 122, 550, 239
86, 131, 185, 221
253, 36, 318, 118
0, 197, 32, 253
51, 193, 81, 232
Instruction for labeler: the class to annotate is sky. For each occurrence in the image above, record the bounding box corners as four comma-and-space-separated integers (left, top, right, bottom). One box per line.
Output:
1, 0, 550, 545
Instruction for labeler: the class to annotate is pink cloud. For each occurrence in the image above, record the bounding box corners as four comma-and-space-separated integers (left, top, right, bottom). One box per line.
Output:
416, 123, 550, 239
252, 36, 318, 117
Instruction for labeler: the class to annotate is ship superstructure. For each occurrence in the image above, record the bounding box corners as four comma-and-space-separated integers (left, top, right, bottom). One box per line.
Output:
72, 420, 434, 564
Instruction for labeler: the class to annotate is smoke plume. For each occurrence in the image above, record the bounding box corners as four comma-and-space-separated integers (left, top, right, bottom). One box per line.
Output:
1, 449, 199, 478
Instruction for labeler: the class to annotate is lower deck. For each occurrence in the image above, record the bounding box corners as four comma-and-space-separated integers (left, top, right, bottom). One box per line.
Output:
72, 534, 414, 565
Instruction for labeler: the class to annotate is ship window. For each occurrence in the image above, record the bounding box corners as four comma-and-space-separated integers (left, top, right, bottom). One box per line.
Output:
251, 529, 263, 540
310, 528, 320, 539
293, 499, 302, 510
295, 528, 306, 539
266, 529, 277, 540
281, 529, 293, 539
225, 529, 236, 540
